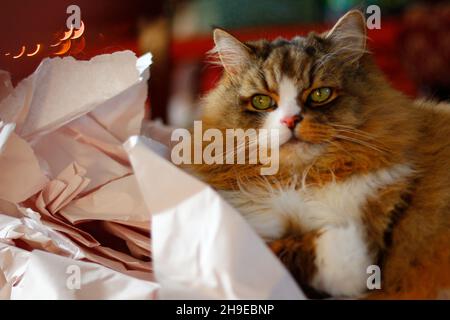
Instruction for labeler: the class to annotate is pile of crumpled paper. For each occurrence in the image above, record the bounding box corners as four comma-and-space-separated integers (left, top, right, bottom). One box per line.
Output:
0, 51, 304, 299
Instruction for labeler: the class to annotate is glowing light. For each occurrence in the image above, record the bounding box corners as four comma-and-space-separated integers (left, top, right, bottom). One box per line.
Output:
53, 40, 71, 55
13, 46, 26, 59
60, 26, 74, 41
71, 21, 85, 39
26, 44, 41, 57
6, 20, 86, 59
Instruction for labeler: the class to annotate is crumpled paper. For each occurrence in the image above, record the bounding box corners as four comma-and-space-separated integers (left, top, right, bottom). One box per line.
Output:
126, 136, 304, 299
0, 50, 304, 299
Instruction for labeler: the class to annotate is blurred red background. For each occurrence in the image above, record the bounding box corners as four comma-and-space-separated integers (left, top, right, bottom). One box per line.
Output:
0, 0, 448, 125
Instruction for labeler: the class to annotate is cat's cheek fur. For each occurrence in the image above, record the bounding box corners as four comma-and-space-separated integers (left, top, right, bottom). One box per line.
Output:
311, 223, 372, 297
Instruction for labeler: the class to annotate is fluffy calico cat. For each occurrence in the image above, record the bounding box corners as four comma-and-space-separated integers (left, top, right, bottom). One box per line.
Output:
187, 10, 450, 299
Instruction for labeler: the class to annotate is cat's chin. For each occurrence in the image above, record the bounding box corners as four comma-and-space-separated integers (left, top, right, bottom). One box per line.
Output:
280, 138, 326, 164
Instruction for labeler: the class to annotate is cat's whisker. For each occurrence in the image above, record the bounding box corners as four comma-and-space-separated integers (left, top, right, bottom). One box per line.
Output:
335, 135, 386, 153
330, 123, 375, 134
333, 128, 380, 141
213, 133, 267, 160
330, 124, 391, 150
301, 163, 316, 190
334, 134, 390, 154
337, 133, 391, 153
324, 138, 356, 158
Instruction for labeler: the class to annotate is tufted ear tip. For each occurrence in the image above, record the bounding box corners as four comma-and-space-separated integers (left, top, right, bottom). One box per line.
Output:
210, 28, 251, 75
212, 28, 229, 43
325, 10, 368, 63
326, 10, 366, 39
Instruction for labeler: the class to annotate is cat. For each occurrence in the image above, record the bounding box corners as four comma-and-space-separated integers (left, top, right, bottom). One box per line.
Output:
186, 10, 450, 299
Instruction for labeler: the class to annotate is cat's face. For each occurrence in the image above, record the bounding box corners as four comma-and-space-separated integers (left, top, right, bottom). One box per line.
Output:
202, 11, 374, 166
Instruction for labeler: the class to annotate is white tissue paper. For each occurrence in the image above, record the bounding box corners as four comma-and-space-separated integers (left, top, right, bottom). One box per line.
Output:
0, 50, 304, 299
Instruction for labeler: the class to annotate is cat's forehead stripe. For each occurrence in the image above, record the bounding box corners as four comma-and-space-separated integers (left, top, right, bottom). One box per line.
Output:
237, 36, 323, 98
255, 40, 316, 90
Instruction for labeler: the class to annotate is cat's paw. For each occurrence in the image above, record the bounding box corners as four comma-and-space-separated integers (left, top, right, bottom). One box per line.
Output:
269, 223, 372, 298
311, 223, 372, 298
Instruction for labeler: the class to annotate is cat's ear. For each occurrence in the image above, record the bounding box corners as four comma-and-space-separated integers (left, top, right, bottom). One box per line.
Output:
325, 10, 367, 63
211, 28, 252, 74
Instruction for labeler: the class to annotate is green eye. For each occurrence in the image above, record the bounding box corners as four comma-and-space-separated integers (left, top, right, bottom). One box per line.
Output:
251, 94, 274, 110
309, 87, 332, 104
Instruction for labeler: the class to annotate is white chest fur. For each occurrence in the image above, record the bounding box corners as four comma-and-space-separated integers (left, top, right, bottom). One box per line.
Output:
222, 164, 412, 240
221, 164, 412, 297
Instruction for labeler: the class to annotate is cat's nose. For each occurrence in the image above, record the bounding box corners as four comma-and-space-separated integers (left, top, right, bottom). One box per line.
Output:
281, 115, 302, 129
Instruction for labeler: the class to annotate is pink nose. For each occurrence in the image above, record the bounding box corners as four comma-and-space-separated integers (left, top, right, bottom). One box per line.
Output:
281, 115, 301, 129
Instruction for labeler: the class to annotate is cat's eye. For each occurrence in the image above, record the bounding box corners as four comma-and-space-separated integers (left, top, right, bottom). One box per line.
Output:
308, 87, 332, 104
251, 94, 274, 110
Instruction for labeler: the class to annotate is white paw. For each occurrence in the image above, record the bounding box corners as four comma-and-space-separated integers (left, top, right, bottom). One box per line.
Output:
311, 222, 372, 297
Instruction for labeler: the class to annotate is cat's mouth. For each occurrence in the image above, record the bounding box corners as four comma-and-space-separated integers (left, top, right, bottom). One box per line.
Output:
281, 136, 327, 161
277, 128, 327, 153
